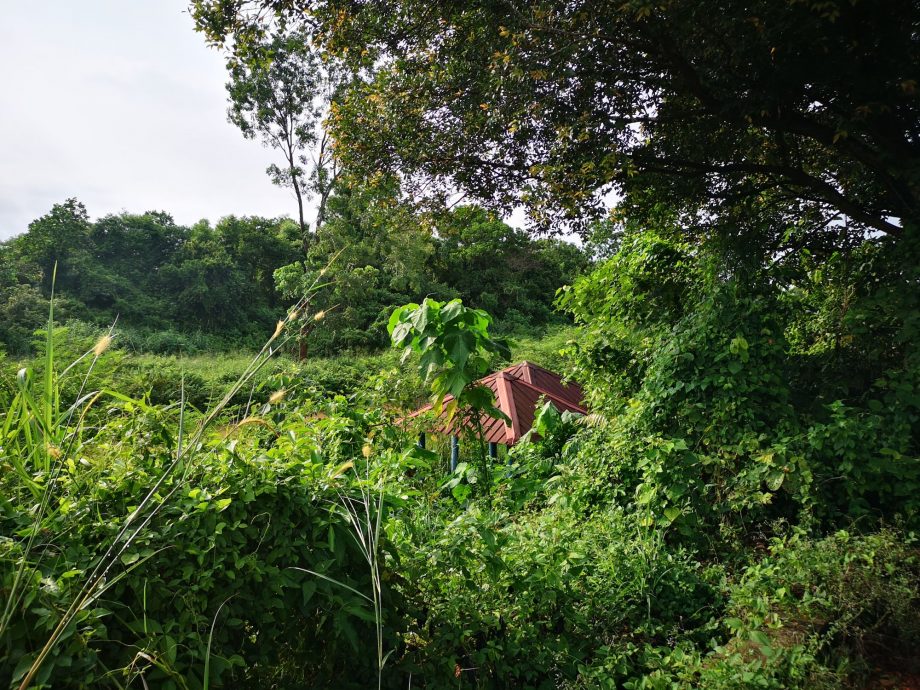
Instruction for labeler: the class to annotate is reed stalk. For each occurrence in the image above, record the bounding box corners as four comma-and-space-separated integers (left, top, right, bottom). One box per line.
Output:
13, 259, 335, 690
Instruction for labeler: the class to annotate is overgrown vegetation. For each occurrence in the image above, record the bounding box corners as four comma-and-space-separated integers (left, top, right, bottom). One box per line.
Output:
3, 224, 917, 687
2, 1, 919, 688
0, 196, 585, 358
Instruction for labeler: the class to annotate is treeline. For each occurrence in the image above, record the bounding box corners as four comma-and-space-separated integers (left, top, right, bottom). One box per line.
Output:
0, 199, 299, 354
0, 190, 587, 356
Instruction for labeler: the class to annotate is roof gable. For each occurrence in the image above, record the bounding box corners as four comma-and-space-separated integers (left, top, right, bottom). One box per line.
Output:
410, 361, 586, 445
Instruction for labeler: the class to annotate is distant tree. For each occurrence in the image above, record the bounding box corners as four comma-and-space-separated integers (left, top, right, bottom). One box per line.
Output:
434, 206, 588, 330
276, 182, 446, 356
13, 199, 91, 295
159, 216, 300, 336
0, 286, 55, 355
0, 202, 303, 354
275, 189, 588, 356
81, 211, 185, 327
225, 28, 341, 250
0, 197, 580, 356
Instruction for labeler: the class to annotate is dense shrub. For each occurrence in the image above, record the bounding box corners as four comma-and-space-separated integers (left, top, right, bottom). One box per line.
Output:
0, 397, 394, 689
559, 231, 920, 544
699, 529, 920, 689
390, 502, 720, 687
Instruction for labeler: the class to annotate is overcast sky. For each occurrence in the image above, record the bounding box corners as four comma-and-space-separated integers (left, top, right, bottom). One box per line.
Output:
0, 1, 299, 240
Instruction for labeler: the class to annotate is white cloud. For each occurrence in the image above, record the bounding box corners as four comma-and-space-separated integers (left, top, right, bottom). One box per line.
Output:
0, 0, 302, 239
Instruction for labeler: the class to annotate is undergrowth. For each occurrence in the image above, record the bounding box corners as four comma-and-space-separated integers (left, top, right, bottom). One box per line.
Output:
2, 232, 918, 688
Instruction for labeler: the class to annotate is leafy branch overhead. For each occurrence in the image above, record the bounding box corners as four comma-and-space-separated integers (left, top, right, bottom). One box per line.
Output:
195, 0, 919, 251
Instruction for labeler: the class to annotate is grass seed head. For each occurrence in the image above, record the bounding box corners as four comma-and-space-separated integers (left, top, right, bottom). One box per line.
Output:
93, 334, 113, 357
331, 460, 354, 478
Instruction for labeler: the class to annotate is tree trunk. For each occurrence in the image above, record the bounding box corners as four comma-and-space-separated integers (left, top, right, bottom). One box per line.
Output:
293, 180, 309, 254
299, 322, 309, 360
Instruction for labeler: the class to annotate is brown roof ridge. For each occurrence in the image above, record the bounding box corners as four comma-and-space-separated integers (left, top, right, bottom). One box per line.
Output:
518, 359, 577, 381
400, 360, 587, 444
507, 376, 588, 414
495, 371, 518, 444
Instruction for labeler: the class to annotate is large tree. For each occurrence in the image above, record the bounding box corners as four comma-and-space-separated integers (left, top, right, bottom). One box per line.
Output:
225, 27, 340, 249
193, 0, 919, 256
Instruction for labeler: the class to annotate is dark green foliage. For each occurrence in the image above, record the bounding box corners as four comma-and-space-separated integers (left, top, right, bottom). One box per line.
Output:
0, 203, 302, 356
432, 206, 588, 333
390, 503, 719, 688
0, 287, 63, 357
0, 399, 391, 689
3, 285, 918, 689
283, 183, 448, 354
193, 0, 919, 244
1, 197, 584, 357
705, 529, 920, 689
560, 229, 920, 541
12, 200, 91, 297
277, 186, 587, 355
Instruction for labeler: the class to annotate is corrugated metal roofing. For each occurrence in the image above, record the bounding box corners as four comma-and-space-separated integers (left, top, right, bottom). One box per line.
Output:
409, 361, 587, 445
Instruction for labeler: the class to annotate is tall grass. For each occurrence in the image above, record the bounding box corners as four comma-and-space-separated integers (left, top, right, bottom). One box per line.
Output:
290, 450, 390, 690
340, 458, 389, 690
9, 263, 332, 690
0, 273, 118, 644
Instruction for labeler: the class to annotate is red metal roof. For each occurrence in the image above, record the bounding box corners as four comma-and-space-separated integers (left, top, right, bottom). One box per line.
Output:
409, 361, 587, 445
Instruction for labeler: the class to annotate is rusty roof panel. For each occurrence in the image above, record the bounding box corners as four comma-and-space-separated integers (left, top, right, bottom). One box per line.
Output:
408, 361, 587, 445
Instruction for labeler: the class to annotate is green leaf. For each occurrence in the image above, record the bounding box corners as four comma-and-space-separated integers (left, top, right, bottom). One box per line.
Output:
301, 580, 317, 605
390, 321, 412, 346
163, 634, 178, 665
410, 301, 434, 332
387, 305, 409, 334
451, 483, 472, 504
443, 331, 473, 367
635, 483, 656, 505
749, 630, 771, 648
444, 368, 468, 398
663, 506, 681, 524
441, 299, 464, 323
765, 471, 785, 491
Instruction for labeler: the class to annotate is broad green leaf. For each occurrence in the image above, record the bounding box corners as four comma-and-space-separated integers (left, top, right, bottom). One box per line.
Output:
663, 506, 681, 524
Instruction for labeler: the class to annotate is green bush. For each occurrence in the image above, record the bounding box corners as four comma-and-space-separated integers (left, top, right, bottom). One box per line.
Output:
700, 529, 920, 689
390, 502, 720, 688
559, 230, 920, 543
0, 397, 394, 689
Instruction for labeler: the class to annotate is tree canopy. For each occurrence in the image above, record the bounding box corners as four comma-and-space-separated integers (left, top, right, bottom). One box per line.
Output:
225, 28, 336, 245
192, 0, 919, 255
0, 198, 586, 356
